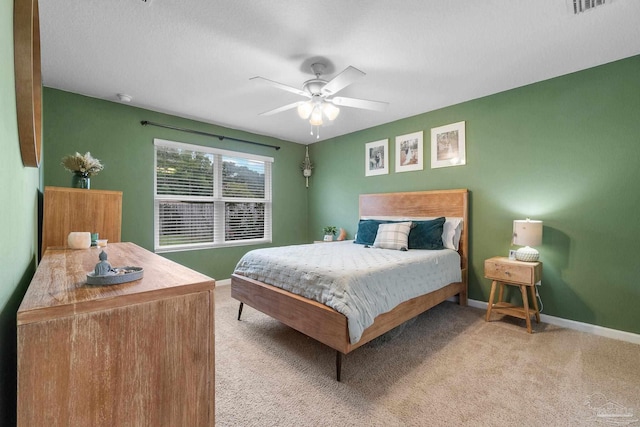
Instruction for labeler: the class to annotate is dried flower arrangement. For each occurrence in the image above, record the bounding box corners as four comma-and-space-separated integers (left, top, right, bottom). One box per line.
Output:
61, 152, 104, 177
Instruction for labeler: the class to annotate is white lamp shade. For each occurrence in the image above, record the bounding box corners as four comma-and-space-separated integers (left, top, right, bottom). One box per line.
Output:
512, 219, 543, 247
322, 102, 340, 121
309, 107, 323, 126
297, 102, 313, 119
513, 219, 542, 261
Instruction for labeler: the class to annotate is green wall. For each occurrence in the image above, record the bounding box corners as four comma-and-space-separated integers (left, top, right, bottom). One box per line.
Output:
41, 57, 640, 337
42, 88, 309, 280
0, 0, 41, 422
308, 55, 640, 335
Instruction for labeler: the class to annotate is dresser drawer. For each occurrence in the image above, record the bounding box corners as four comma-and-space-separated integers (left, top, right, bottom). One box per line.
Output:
484, 258, 540, 285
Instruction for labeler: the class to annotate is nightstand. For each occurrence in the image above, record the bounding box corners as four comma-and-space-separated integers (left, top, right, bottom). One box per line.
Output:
484, 256, 542, 333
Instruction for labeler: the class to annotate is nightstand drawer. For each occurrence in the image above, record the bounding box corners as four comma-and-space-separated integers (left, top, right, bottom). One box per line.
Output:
484, 257, 540, 285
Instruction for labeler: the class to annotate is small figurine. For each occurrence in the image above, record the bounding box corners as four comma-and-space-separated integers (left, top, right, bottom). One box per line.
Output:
94, 250, 115, 276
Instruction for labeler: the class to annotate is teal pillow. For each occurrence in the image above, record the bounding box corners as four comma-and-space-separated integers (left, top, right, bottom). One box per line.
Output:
408, 217, 445, 250
354, 219, 390, 245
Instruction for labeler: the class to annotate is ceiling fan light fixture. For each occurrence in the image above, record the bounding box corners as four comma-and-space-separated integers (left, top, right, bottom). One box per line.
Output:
322, 102, 340, 121
297, 101, 313, 119
252, 62, 388, 138
309, 106, 323, 126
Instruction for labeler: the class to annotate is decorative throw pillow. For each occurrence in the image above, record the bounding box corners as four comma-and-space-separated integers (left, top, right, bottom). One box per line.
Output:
373, 222, 412, 250
354, 219, 389, 245
408, 217, 445, 250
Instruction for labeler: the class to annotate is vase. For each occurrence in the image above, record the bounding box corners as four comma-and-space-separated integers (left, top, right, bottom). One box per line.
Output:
71, 172, 90, 189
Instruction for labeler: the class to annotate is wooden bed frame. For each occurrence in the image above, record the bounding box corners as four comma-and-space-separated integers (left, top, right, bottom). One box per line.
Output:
231, 189, 469, 380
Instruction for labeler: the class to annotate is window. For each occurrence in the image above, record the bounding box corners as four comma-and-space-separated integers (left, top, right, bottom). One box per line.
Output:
154, 139, 273, 252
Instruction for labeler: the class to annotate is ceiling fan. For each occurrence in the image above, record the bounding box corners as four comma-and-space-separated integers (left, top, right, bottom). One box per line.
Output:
251, 63, 388, 138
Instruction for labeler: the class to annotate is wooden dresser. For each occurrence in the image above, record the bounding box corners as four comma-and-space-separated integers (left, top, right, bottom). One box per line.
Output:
17, 242, 215, 426
42, 186, 123, 256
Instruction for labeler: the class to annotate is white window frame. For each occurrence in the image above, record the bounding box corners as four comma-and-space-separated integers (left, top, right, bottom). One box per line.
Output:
154, 138, 273, 253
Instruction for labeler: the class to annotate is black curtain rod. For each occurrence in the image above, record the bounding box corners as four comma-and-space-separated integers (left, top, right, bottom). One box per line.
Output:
140, 120, 281, 150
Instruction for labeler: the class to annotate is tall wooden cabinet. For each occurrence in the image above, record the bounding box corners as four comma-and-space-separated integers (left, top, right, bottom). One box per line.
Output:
42, 186, 122, 255
17, 242, 215, 426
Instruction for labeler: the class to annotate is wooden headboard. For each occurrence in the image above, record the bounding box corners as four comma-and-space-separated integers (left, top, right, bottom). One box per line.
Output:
359, 189, 469, 271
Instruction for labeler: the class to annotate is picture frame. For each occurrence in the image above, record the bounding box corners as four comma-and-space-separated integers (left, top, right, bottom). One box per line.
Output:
431, 121, 466, 168
395, 131, 423, 173
365, 139, 389, 176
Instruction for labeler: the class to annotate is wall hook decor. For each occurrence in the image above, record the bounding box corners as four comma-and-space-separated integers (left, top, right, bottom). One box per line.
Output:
301, 145, 313, 188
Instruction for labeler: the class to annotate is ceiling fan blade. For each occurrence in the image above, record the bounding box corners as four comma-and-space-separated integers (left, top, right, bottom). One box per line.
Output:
250, 76, 310, 98
331, 96, 389, 112
258, 101, 302, 116
321, 66, 365, 96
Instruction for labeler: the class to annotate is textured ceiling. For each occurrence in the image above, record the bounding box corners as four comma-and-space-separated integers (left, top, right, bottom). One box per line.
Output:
39, 0, 640, 144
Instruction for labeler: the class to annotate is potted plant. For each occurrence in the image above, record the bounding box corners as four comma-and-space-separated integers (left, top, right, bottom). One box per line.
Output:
61, 152, 104, 189
323, 225, 337, 242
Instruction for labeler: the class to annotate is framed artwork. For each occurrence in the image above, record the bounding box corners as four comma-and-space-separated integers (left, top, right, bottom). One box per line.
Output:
365, 139, 389, 176
431, 121, 466, 168
395, 131, 423, 173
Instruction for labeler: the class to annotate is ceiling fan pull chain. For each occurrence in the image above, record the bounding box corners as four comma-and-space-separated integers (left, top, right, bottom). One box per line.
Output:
309, 123, 320, 139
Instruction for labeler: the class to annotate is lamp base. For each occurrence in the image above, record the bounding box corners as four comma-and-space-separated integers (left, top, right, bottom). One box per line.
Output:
515, 246, 539, 262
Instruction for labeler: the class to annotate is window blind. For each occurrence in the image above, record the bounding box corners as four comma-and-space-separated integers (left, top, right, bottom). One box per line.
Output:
154, 139, 273, 252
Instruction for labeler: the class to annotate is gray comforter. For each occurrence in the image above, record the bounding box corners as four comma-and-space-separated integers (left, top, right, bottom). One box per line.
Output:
234, 241, 461, 344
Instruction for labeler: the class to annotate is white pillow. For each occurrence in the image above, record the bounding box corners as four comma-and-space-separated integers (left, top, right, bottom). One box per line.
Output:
442, 218, 463, 250
373, 222, 412, 250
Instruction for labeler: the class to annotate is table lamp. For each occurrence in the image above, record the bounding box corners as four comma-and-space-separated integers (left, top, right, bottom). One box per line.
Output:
512, 219, 543, 262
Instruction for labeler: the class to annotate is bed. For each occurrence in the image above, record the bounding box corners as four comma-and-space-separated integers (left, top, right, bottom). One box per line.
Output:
231, 189, 468, 380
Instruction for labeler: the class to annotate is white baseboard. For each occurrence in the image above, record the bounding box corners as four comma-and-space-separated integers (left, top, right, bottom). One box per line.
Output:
468, 299, 640, 345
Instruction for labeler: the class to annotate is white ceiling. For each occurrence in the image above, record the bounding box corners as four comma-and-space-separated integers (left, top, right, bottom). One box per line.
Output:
39, 0, 640, 145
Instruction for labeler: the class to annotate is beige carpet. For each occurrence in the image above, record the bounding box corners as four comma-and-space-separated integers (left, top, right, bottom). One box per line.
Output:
214, 286, 640, 426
